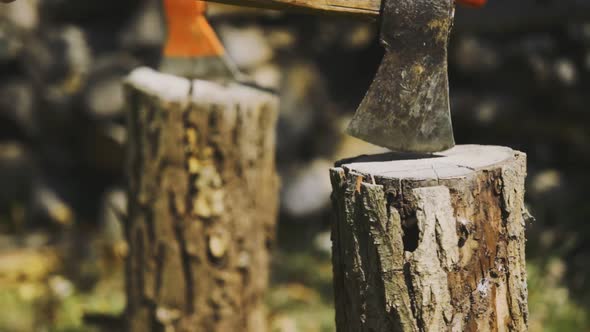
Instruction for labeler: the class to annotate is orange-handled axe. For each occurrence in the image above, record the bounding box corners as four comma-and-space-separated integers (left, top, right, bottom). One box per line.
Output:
160, 0, 239, 79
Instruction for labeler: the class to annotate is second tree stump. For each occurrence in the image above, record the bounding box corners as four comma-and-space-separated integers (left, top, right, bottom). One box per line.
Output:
124, 68, 278, 332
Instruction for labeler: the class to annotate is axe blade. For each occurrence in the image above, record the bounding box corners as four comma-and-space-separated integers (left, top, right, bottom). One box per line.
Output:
347, 0, 456, 153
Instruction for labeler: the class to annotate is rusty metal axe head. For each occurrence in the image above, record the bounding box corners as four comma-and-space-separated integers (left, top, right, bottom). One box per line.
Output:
199, 0, 487, 152
347, 0, 457, 153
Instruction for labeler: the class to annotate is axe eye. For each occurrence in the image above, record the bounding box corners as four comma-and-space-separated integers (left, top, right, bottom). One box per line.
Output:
456, 0, 487, 8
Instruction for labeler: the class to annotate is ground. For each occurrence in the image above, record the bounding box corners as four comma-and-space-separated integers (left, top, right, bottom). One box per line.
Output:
0, 226, 588, 332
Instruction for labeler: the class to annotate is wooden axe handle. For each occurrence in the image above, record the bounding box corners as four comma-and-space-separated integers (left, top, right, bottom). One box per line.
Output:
203, 0, 381, 17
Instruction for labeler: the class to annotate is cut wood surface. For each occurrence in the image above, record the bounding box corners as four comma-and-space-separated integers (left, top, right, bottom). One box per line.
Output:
330, 145, 529, 331
125, 67, 279, 332
203, 0, 381, 17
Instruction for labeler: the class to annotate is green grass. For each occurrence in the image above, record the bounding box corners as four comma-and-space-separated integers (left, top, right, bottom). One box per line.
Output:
528, 258, 590, 332
0, 272, 125, 332
1, 250, 589, 332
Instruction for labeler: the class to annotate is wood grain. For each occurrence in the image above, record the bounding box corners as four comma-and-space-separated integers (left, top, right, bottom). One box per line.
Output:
202, 0, 381, 17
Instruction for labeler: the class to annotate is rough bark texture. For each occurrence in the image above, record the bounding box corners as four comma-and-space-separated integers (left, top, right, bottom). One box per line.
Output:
330, 145, 529, 332
124, 67, 279, 332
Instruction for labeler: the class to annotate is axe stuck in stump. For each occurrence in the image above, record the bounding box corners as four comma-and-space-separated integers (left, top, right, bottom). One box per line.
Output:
125, 1, 279, 331
204, 0, 486, 152
198, 1, 530, 332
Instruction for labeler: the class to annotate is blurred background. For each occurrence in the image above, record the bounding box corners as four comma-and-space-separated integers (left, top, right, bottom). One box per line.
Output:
0, 0, 590, 331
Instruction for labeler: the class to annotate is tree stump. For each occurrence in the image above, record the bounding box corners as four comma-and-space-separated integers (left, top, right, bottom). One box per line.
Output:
124, 67, 278, 332
330, 145, 529, 332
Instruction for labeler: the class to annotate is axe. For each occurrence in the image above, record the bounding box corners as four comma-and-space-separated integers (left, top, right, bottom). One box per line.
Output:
160, 0, 240, 80
199, 0, 485, 152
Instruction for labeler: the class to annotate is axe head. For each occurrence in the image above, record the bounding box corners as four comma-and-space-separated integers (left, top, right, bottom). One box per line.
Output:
347, 0, 456, 153
161, 0, 239, 80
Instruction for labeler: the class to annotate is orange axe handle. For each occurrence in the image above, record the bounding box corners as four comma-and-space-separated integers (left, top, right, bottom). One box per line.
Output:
456, 0, 487, 8
163, 0, 225, 58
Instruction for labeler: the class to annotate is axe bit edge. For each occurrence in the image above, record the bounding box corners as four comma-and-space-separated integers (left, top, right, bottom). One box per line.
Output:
347, 0, 457, 152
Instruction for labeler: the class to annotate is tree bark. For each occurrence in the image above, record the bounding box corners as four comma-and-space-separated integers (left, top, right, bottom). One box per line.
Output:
330, 145, 529, 332
124, 67, 279, 332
